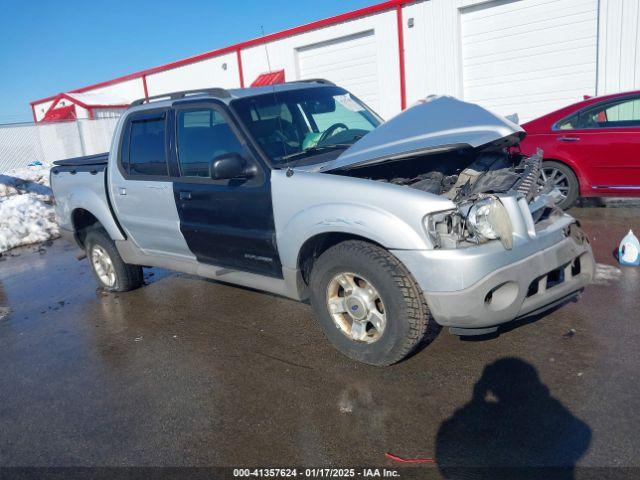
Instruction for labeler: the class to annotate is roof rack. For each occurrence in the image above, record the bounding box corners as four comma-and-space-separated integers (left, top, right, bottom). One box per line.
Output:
291, 78, 335, 86
130, 87, 231, 107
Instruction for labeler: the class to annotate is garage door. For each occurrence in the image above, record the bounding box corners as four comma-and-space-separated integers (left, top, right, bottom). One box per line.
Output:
297, 31, 381, 112
461, 0, 598, 122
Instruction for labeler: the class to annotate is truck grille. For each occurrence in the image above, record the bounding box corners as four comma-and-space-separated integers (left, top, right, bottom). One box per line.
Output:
515, 149, 542, 201
526, 256, 582, 298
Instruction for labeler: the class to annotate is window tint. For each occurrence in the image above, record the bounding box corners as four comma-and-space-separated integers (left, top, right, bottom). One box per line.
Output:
557, 96, 640, 130
177, 109, 243, 177
128, 116, 168, 176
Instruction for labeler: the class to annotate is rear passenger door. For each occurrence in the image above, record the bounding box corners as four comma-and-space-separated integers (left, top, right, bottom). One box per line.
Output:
172, 103, 282, 277
109, 109, 194, 258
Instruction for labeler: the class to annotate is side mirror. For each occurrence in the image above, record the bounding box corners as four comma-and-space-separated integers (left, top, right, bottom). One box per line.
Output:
209, 153, 251, 180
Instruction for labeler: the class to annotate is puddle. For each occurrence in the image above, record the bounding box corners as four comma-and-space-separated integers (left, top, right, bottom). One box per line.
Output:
593, 263, 623, 285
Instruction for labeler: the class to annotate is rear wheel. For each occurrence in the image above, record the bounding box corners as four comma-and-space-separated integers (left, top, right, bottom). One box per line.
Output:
309, 240, 431, 366
538, 160, 579, 210
85, 229, 143, 292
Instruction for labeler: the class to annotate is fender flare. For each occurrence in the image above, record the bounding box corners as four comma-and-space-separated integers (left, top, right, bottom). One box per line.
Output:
64, 186, 125, 241
277, 202, 429, 269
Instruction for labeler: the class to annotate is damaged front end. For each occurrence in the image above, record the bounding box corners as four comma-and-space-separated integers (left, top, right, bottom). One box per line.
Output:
424, 149, 551, 250
318, 96, 564, 250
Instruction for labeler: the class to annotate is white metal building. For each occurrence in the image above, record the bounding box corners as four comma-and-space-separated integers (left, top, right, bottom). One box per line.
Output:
30, 0, 640, 124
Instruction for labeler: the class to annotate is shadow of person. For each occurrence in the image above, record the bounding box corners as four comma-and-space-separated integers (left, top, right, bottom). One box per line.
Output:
436, 358, 591, 480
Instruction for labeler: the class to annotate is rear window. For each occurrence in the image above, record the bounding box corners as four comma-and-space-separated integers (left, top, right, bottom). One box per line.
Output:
127, 115, 168, 176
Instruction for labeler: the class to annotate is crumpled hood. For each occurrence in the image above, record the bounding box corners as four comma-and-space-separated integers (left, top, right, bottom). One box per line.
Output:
314, 96, 525, 172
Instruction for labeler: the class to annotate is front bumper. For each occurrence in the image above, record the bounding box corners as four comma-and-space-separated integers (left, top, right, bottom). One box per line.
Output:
393, 223, 595, 330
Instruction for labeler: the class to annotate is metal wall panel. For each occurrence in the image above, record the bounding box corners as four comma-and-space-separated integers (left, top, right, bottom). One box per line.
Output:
29, 0, 640, 125
297, 31, 381, 112
146, 53, 239, 96
460, 0, 598, 122
598, 0, 640, 95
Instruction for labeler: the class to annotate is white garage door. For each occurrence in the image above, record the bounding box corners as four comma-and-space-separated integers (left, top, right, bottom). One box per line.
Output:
297, 31, 381, 112
461, 0, 598, 122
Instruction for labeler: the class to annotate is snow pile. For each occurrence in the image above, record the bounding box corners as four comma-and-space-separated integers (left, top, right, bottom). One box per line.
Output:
0, 164, 59, 253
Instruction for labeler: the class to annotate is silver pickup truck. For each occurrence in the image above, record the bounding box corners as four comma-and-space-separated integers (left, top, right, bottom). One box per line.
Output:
51, 81, 595, 365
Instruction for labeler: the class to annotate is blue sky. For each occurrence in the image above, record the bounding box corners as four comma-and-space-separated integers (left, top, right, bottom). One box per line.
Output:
0, 0, 374, 123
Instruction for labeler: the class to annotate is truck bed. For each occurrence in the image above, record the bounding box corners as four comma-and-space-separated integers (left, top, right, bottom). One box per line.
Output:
53, 153, 108, 168
50, 153, 114, 240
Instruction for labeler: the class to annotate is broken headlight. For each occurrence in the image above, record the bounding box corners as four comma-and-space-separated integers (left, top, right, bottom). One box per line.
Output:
467, 196, 514, 250
424, 209, 464, 249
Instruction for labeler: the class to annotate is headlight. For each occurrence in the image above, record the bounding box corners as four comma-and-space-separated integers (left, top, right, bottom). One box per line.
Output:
424, 209, 463, 249
467, 196, 514, 249
467, 198, 499, 240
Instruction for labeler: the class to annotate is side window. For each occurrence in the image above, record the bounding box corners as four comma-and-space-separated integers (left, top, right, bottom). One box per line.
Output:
127, 115, 168, 176
556, 113, 581, 130
601, 97, 640, 124
557, 97, 640, 130
177, 108, 244, 178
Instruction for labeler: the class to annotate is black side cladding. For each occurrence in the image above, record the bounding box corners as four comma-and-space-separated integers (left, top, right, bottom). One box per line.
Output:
172, 177, 283, 278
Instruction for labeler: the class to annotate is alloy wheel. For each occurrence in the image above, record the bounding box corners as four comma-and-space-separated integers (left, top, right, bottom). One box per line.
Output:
326, 272, 387, 343
91, 245, 116, 288
538, 166, 570, 200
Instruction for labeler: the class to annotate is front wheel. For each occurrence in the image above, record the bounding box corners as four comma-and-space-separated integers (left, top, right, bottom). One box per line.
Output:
309, 240, 432, 366
538, 160, 579, 210
85, 229, 143, 292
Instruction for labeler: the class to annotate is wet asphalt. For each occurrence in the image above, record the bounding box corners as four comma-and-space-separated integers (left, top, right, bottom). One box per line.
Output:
0, 206, 639, 477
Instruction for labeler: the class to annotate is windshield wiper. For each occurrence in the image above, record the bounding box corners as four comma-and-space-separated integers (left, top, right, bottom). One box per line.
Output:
280, 144, 352, 162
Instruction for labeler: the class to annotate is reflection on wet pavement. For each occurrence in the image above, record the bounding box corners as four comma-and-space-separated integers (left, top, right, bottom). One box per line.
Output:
0, 207, 638, 473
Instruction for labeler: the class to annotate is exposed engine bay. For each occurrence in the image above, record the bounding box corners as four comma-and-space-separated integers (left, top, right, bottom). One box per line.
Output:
332, 147, 559, 250
333, 146, 542, 203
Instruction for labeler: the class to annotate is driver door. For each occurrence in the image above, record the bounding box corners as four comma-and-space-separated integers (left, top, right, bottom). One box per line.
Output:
171, 103, 282, 277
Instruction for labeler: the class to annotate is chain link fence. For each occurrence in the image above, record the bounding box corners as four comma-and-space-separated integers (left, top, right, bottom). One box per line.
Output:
0, 117, 120, 173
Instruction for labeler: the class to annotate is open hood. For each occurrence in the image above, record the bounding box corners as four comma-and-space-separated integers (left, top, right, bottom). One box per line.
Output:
316, 96, 525, 172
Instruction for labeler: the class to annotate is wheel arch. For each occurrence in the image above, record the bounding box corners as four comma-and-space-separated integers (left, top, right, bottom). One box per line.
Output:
70, 207, 122, 248
295, 232, 386, 299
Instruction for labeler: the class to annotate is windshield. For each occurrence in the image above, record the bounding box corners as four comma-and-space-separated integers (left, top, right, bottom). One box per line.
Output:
231, 86, 381, 167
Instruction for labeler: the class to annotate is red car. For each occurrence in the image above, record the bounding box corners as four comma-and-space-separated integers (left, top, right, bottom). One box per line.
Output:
519, 90, 640, 209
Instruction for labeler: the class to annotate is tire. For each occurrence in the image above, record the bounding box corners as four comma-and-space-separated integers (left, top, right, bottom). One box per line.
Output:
85, 228, 143, 292
540, 160, 579, 210
309, 240, 431, 366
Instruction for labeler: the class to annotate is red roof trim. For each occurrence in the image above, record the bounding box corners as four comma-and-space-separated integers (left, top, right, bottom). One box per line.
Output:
30, 0, 409, 106
42, 104, 77, 122
35, 92, 128, 122
42, 96, 64, 120
250, 70, 285, 87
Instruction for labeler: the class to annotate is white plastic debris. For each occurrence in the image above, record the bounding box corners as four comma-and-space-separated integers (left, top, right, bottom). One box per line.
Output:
619, 230, 640, 266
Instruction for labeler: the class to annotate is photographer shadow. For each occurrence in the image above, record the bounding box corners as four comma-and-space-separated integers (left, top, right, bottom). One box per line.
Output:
436, 357, 591, 480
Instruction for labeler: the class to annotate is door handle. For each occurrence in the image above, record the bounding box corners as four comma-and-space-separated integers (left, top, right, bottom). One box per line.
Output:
118, 187, 126, 196
179, 191, 192, 200
557, 136, 580, 142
